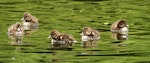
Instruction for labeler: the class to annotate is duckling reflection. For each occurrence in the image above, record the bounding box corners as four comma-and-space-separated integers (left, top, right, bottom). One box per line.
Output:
111, 33, 128, 40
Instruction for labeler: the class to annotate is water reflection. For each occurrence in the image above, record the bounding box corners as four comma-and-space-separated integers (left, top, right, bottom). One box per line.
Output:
111, 33, 128, 40
15, 46, 21, 50
76, 53, 138, 56
50, 42, 74, 49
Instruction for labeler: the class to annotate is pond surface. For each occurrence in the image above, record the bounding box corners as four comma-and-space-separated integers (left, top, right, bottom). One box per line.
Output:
0, 0, 150, 63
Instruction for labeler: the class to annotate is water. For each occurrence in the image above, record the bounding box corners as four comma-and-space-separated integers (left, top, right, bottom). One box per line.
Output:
0, 0, 150, 63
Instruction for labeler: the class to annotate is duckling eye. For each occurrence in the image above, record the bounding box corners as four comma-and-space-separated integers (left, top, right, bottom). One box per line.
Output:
24, 16, 28, 18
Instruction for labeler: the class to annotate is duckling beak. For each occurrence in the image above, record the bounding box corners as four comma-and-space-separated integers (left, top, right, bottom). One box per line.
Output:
47, 35, 51, 38
21, 17, 24, 21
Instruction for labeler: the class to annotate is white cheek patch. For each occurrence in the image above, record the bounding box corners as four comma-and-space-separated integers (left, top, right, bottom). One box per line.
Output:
119, 27, 128, 34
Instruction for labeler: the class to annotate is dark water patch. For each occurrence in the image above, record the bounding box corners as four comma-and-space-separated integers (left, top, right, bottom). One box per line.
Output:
97, 28, 110, 32
123, 7, 143, 11
73, 9, 81, 13
129, 28, 150, 31
0, 2, 25, 5
73, 0, 108, 2
38, 19, 50, 23
117, 44, 127, 47
56, 1, 69, 4
135, 17, 150, 21
65, 28, 78, 30
47, 47, 73, 51
118, 50, 136, 53
76, 53, 139, 56
34, 6, 54, 10
59, 18, 72, 21
133, 22, 143, 25
88, 20, 95, 22
105, 10, 117, 13
130, 32, 150, 36
34, 13, 51, 16
0, 45, 16, 50
73, 8, 81, 10
39, 59, 47, 62
0, 47, 15, 50
32, 9, 49, 12
131, 36, 150, 40
84, 2, 99, 4
88, 50, 108, 51
10, 43, 36, 47
97, 16, 103, 18
74, 42, 81, 45
4, 10, 25, 12
0, 56, 12, 58
0, 60, 12, 63
22, 51, 54, 53
3, 19, 18, 22
102, 18, 109, 20
136, 61, 150, 63
51, 59, 64, 62
0, 6, 16, 9
127, 1, 149, 6
28, 0, 44, 4
111, 40, 123, 43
